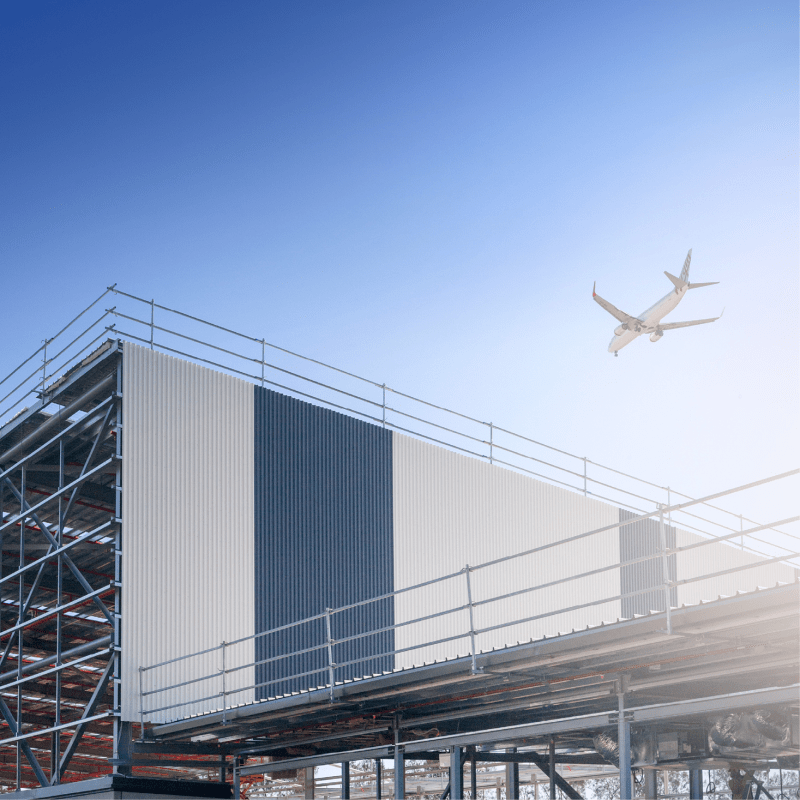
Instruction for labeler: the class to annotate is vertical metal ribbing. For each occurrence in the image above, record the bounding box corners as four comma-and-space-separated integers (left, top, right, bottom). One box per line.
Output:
325, 608, 336, 702
658, 504, 672, 634
464, 565, 480, 675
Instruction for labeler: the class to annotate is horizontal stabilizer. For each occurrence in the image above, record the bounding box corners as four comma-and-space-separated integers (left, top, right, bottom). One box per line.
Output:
664, 271, 687, 290
592, 283, 639, 326
688, 281, 719, 289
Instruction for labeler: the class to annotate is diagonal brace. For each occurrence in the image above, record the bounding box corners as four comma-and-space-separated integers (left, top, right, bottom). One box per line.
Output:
56, 654, 115, 781
0, 695, 49, 787
2, 478, 114, 625
60, 404, 114, 531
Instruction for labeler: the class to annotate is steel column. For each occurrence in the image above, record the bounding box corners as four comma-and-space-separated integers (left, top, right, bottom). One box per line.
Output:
506, 747, 519, 800
394, 720, 404, 800
376, 759, 382, 800
342, 761, 350, 799
644, 769, 658, 799
470, 747, 477, 799
689, 768, 703, 799
549, 738, 556, 800
450, 746, 463, 799
304, 766, 315, 799
617, 681, 632, 800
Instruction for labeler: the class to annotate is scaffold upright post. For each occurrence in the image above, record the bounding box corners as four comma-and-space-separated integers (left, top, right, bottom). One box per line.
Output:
325, 608, 336, 702
658, 503, 672, 634
464, 564, 480, 674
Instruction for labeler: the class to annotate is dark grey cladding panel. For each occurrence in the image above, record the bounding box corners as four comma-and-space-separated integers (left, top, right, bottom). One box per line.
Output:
619, 508, 677, 618
254, 386, 394, 699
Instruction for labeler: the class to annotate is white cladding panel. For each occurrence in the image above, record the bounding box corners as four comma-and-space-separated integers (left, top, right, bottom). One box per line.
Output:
121, 344, 254, 722
675, 529, 796, 607
392, 434, 620, 668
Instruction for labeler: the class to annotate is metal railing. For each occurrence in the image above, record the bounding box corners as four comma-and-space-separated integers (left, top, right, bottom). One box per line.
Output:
2, 289, 796, 729
137, 468, 799, 727
2, 287, 798, 569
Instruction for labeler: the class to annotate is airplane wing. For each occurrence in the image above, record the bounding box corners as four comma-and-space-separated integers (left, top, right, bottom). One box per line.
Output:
659, 314, 722, 331
592, 283, 639, 326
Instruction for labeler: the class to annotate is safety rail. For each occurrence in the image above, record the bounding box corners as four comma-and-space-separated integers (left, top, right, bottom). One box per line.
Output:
1, 287, 798, 569
137, 468, 799, 728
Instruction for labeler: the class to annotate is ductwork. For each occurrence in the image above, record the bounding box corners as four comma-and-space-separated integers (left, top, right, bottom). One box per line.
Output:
593, 732, 654, 767
708, 710, 790, 753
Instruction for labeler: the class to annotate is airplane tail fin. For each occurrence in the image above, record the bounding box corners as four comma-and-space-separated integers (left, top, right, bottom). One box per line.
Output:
664, 271, 687, 291
679, 249, 692, 282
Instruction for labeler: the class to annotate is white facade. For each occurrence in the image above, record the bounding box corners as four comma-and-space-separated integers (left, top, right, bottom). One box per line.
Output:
121, 344, 254, 722
392, 434, 621, 668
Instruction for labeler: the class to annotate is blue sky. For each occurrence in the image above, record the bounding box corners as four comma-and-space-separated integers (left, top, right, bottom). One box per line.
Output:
2, 1, 797, 530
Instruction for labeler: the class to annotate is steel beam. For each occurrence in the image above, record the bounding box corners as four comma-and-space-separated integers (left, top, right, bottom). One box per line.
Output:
0, 374, 116, 468
235, 684, 799, 779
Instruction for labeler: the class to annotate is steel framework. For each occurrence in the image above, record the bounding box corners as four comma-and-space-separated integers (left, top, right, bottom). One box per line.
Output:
0, 292, 797, 798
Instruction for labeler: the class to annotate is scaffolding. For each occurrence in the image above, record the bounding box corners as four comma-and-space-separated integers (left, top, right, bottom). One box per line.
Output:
0, 291, 797, 797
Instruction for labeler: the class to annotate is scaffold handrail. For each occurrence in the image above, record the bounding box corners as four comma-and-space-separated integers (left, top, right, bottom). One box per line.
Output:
136, 467, 799, 725
1, 287, 796, 557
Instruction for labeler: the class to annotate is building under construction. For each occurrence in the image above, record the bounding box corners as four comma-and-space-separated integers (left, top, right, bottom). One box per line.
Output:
0, 288, 797, 799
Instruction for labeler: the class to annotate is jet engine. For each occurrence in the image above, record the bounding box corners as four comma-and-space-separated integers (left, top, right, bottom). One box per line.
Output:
650, 330, 663, 342
614, 324, 629, 336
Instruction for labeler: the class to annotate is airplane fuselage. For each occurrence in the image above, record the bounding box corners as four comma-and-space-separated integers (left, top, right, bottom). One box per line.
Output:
608, 285, 686, 353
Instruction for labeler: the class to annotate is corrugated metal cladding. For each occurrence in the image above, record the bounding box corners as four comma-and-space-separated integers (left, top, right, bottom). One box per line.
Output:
253, 386, 394, 698
674, 528, 796, 607
121, 344, 254, 723
392, 434, 621, 669
120, 344, 799, 720
619, 509, 677, 617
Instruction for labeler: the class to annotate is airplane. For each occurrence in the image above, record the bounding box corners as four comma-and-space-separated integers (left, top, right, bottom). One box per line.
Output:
593, 249, 722, 356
